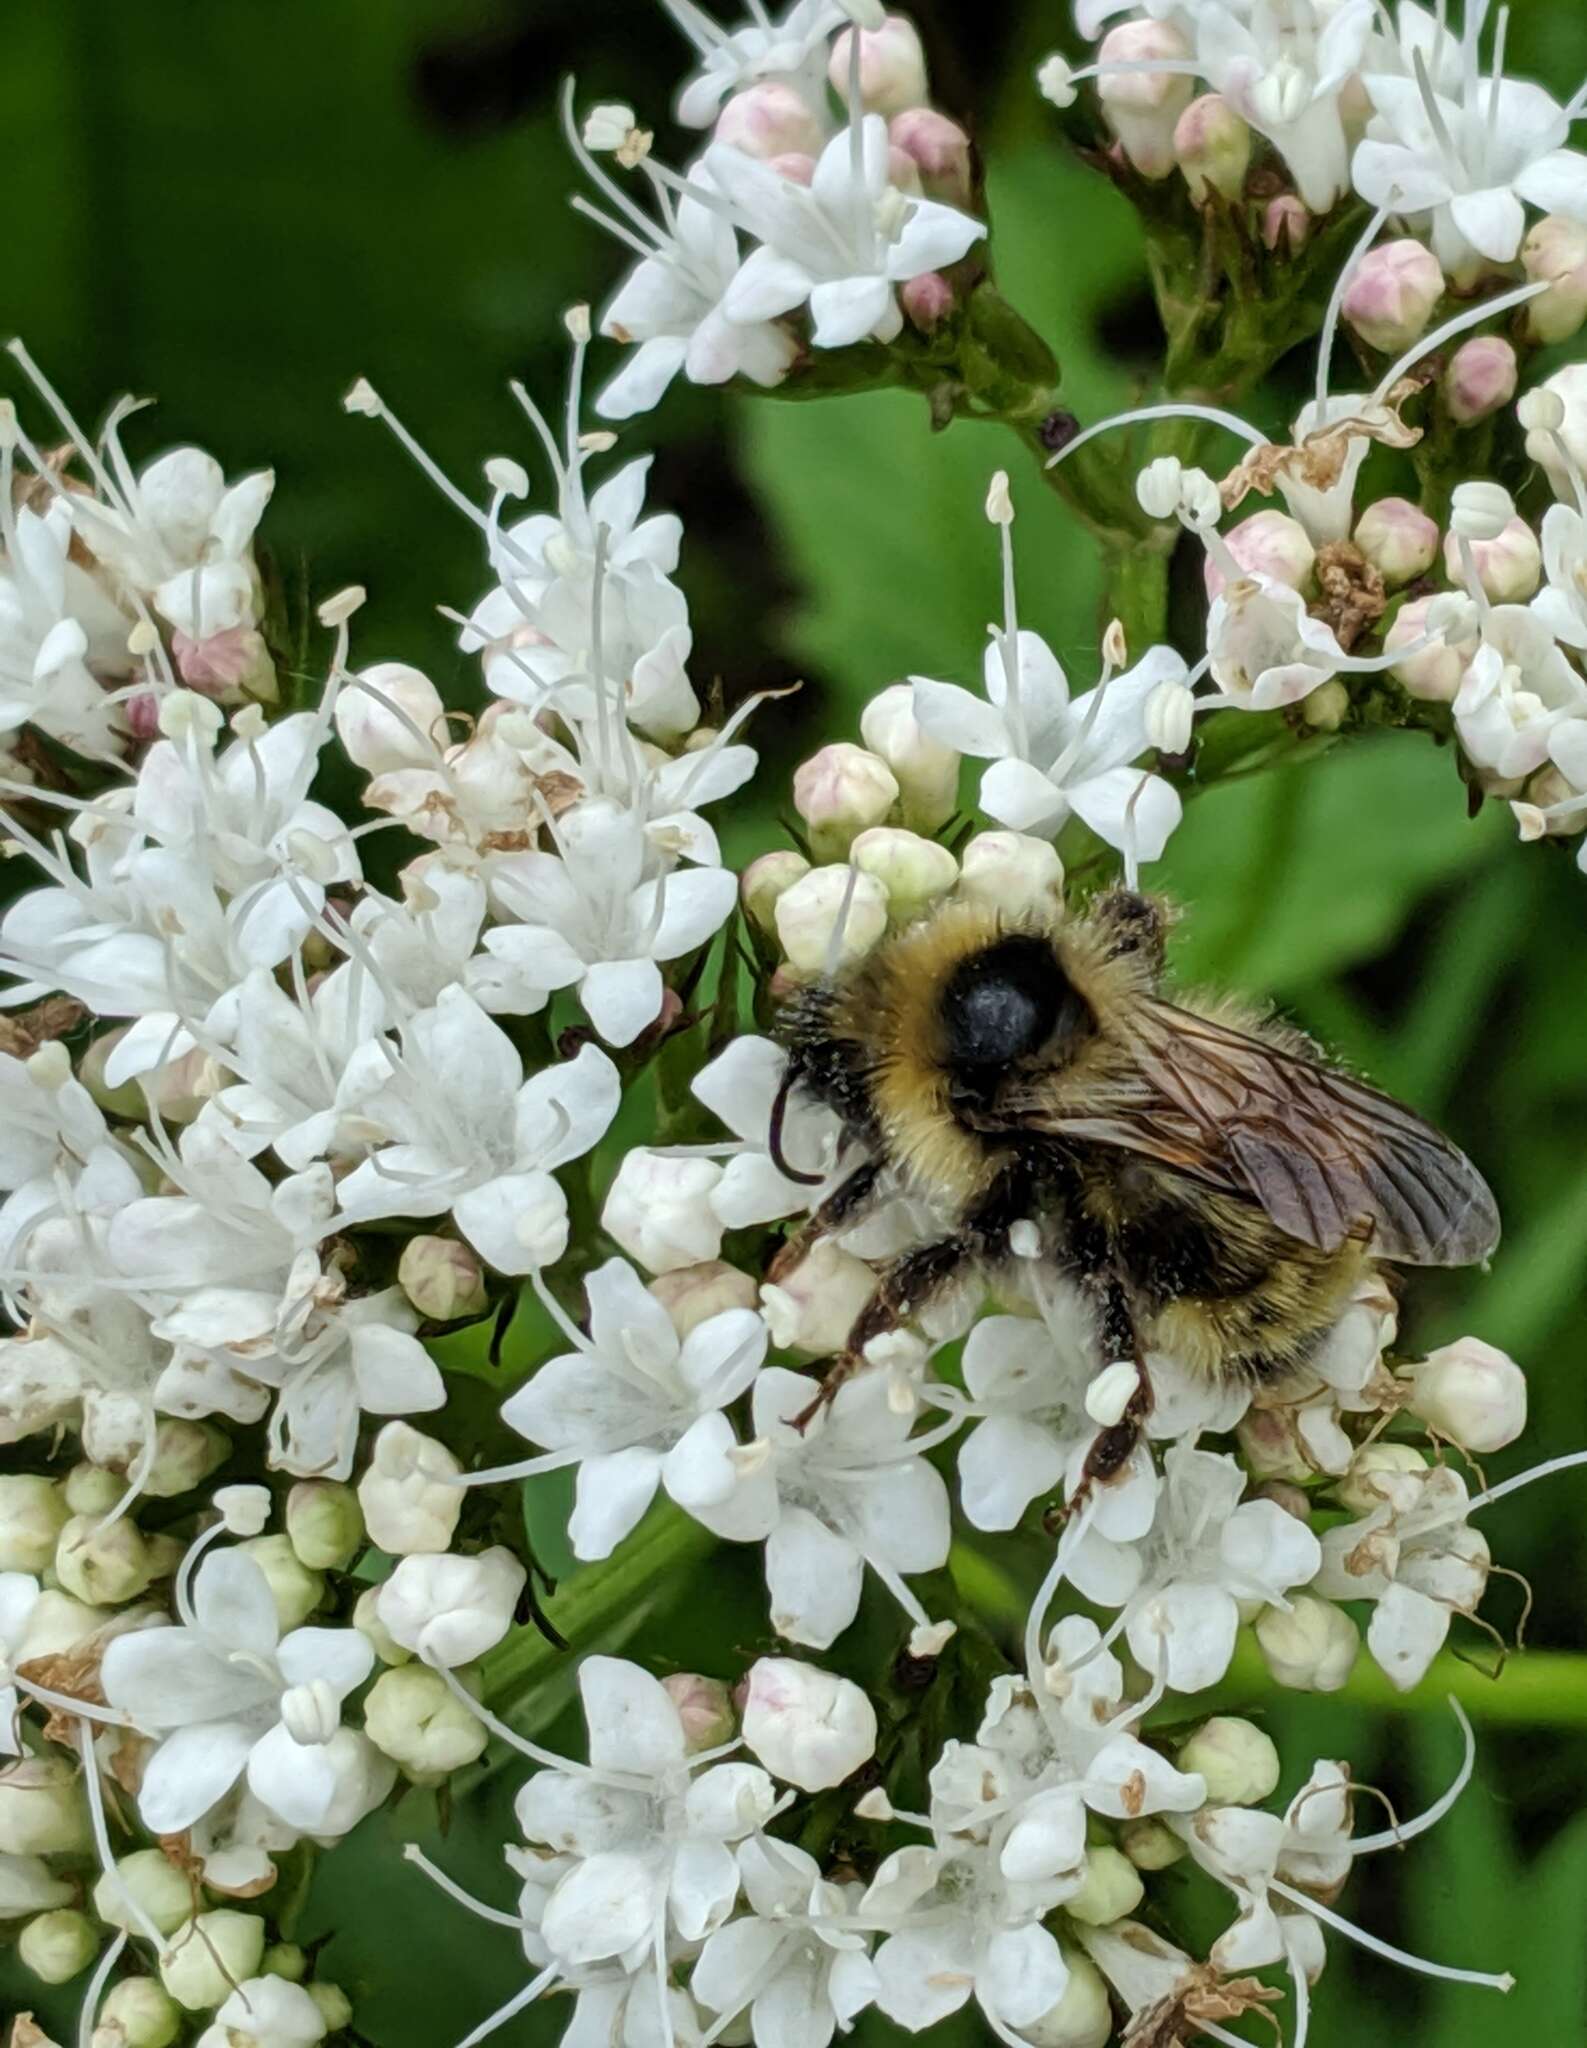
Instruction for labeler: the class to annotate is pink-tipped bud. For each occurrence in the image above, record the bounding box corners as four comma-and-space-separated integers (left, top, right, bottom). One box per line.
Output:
1523, 215, 1587, 344
1385, 593, 1476, 702
740, 1656, 878, 1790
900, 270, 954, 332
1341, 239, 1444, 354
889, 108, 973, 207
1445, 335, 1518, 426
397, 1234, 488, 1322
792, 742, 900, 859
1444, 515, 1541, 603
1096, 20, 1194, 179
766, 150, 817, 185
1262, 194, 1310, 253
1404, 1336, 1527, 1453
661, 1672, 738, 1754
713, 81, 825, 160
171, 624, 274, 699
1173, 92, 1250, 202
648, 1261, 759, 1338
123, 690, 162, 743
1203, 509, 1315, 601
1353, 497, 1439, 587
740, 849, 812, 936
830, 16, 929, 117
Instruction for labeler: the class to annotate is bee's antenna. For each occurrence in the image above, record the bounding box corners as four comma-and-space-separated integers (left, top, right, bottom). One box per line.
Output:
768, 1068, 824, 1186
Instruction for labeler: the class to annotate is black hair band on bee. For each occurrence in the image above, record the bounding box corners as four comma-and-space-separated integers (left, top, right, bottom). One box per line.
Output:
768, 1068, 825, 1185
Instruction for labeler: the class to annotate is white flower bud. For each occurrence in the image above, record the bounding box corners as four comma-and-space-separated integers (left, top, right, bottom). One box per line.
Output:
849, 826, 958, 920
0, 1854, 71, 1919
334, 663, 445, 773
956, 831, 1064, 917
1341, 239, 1444, 353
1444, 514, 1541, 602
1064, 1845, 1145, 1926
740, 850, 812, 937
1445, 336, 1518, 426
96, 1976, 182, 2048
1235, 1405, 1311, 1483
1021, 1947, 1113, 2048
1353, 497, 1439, 587
830, 16, 929, 116
18, 1906, 97, 1984
1254, 1593, 1359, 1691
11, 1590, 107, 1665
93, 1851, 196, 1940
160, 1911, 267, 2011
376, 1546, 525, 1667
397, 1235, 488, 1323
661, 1672, 738, 1753
1172, 91, 1250, 203
196, 1976, 329, 2048
1178, 1717, 1281, 1805
1096, 21, 1194, 180
1118, 1818, 1186, 1870
0, 1757, 88, 1858
647, 1262, 760, 1339
1203, 508, 1315, 600
142, 1420, 230, 1499
1143, 677, 1195, 755
1523, 215, 1587, 343
715, 82, 825, 160
792, 744, 899, 860
861, 682, 960, 832
773, 865, 890, 974
356, 1425, 463, 1557
760, 1240, 877, 1355
53, 1514, 154, 1607
234, 1534, 324, 1629
363, 1664, 488, 1780
0, 1476, 69, 1574
601, 1148, 727, 1274
352, 1584, 411, 1666
285, 1482, 365, 1572
1338, 1442, 1427, 1514
1386, 594, 1476, 703
1404, 1336, 1527, 1453
740, 1656, 878, 1791
306, 1983, 352, 2033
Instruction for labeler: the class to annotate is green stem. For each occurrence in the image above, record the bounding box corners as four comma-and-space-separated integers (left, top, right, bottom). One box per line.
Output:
1198, 1634, 1587, 1730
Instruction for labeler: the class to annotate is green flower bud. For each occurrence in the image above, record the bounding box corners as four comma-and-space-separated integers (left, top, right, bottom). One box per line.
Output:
20, 1906, 98, 1982
285, 1481, 365, 1572
159, 1910, 266, 2010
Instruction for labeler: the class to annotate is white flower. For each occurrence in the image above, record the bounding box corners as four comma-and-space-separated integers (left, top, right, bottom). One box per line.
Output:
1355, 51, 1587, 274
209, 962, 387, 1169
739, 1656, 877, 1791
1533, 500, 1587, 650
482, 801, 738, 1047
691, 1036, 843, 1227
667, 0, 845, 128
375, 1547, 527, 1667
357, 1422, 464, 1556
1067, 1440, 1322, 1691
691, 1834, 879, 2048
913, 630, 1184, 863
0, 500, 130, 757
601, 1148, 729, 1273
65, 435, 272, 621
688, 1366, 953, 1648
1206, 570, 1359, 710
489, 1256, 767, 1560
100, 1544, 375, 1833
1196, 0, 1375, 213
0, 1850, 73, 1918
333, 988, 619, 1263
518, 1656, 776, 1965
1452, 604, 1587, 780
711, 116, 985, 349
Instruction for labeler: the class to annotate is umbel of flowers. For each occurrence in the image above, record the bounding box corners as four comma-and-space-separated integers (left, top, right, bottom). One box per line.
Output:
3, 2, 1587, 2046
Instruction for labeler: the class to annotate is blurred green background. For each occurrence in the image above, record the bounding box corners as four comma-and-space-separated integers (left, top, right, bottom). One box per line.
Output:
8, 0, 1587, 2043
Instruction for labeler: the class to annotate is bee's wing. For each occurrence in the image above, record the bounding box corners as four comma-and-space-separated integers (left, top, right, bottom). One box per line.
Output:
1045, 998, 1500, 1266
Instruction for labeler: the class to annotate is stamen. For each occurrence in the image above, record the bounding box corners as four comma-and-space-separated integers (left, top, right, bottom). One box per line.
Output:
1270, 1876, 1513, 1990
1315, 202, 1395, 421
1349, 1698, 1474, 1854
1047, 401, 1267, 472
402, 1844, 526, 1928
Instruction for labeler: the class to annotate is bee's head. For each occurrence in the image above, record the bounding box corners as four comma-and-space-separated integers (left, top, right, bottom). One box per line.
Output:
940, 933, 1092, 1107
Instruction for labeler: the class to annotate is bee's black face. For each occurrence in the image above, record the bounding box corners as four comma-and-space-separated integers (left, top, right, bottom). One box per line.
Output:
940, 935, 1090, 1088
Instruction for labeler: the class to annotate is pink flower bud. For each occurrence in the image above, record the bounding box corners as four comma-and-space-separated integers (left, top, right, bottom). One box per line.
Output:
886, 144, 922, 194
1202, 509, 1315, 601
1353, 497, 1439, 587
740, 849, 812, 935
171, 623, 274, 699
899, 269, 954, 334
1386, 593, 1475, 701
397, 1235, 488, 1322
766, 151, 816, 185
123, 690, 162, 741
1173, 92, 1250, 202
661, 1672, 737, 1753
648, 1261, 759, 1337
1262, 194, 1310, 253
740, 1656, 878, 1790
1341, 239, 1444, 354
713, 81, 825, 160
1445, 335, 1518, 426
792, 742, 899, 858
1523, 215, 1587, 344
888, 108, 973, 207
1096, 20, 1194, 179
1444, 515, 1541, 603
1405, 1336, 1527, 1453
830, 16, 930, 116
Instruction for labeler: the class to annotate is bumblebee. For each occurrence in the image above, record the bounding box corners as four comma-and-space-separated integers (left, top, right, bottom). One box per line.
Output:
772, 889, 1499, 1484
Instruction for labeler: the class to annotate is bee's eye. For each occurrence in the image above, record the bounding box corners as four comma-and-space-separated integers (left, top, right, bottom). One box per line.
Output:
941, 936, 1088, 1071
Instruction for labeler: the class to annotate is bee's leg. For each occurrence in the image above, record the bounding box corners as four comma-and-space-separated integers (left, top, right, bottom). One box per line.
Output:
791, 1234, 974, 1430
765, 1159, 882, 1284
